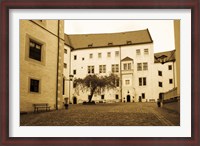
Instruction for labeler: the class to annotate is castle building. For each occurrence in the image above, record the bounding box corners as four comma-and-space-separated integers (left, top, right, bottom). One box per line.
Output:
20, 20, 65, 112
64, 29, 177, 104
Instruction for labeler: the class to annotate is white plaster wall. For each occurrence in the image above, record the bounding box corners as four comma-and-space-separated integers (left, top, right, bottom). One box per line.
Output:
64, 42, 177, 104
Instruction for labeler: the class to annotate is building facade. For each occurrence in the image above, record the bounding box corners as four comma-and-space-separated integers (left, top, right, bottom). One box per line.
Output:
64, 29, 177, 104
20, 20, 65, 112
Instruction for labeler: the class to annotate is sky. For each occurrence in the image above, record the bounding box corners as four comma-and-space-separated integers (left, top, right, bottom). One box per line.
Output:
64, 20, 175, 53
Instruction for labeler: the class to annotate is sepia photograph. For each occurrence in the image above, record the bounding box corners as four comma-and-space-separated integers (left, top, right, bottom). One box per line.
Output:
20, 19, 180, 126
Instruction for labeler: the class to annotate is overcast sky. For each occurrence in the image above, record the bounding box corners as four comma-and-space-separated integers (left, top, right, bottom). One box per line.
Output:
64, 20, 175, 53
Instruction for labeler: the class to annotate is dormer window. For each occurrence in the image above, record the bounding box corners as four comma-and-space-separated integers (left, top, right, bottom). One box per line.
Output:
127, 41, 132, 45
88, 44, 93, 47
108, 42, 113, 46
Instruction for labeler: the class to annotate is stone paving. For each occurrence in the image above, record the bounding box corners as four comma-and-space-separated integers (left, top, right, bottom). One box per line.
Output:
20, 102, 180, 126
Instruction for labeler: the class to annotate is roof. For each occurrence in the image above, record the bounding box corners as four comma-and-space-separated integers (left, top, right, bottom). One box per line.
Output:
64, 29, 153, 50
154, 50, 176, 63
121, 57, 133, 62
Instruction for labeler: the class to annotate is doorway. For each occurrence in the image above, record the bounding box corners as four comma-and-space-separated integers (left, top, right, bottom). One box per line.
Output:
139, 96, 142, 102
73, 97, 77, 104
127, 95, 131, 102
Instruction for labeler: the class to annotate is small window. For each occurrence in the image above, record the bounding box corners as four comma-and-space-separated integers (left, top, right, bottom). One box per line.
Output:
159, 82, 163, 87
127, 41, 132, 44
112, 64, 119, 73
73, 70, 76, 75
107, 52, 111, 57
29, 40, 42, 61
139, 78, 142, 86
144, 49, 149, 55
169, 79, 173, 84
64, 49, 67, 54
128, 63, 131, 70
89, 53, 93, 59
168, 65, 172, 70
30, 79, 39, 92
137, 63, 142, 71
101, 95, 105, 100
98, 53, 102, 58
158, 71, 162, 76
88, 66, 94, 74
142, 93, 145, 99
139, 77, 146, 86
115, 94, 119, 99
64, 63, 67, 68
125, 80, 130, 85
74, 55, 77, 60
82, 57, 84, 61
115, 51, 119, 57
108, 42, 113, 46
143, 62, 148, 70
123, 64, 127, 70
136, 49, 140, 55
143, 77, 146, 86
88, 44, 93, 47
99, 65, 106, 73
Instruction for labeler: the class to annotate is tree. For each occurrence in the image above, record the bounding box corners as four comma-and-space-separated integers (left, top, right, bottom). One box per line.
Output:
73, 74, 119, 102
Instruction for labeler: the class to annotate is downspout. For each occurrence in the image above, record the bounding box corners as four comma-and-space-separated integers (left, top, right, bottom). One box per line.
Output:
119, 46, 122, 102
55, 20, 60, 110
173, 61, 175, 88
69, 48, 71, 104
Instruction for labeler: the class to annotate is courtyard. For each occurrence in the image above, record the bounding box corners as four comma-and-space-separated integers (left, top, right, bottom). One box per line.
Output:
20, 102, 180, 126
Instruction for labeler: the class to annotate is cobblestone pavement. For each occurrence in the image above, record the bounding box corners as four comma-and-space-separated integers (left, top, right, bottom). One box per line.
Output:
20, 103, 180, 126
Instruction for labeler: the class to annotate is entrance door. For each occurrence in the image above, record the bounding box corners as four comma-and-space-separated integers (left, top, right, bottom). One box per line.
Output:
139, 96, 142, 102
73, 97, 77, 104
127, 95, 131, 102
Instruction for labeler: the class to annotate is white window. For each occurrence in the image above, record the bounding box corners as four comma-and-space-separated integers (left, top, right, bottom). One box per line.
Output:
128, 63, 131, 70
125, 80, 130, 85
123, 63, 131, 70
73, 70, 76, 75
139, 77, 147, 86
99, 65, 106, 73
107, 52, 111, 58
88, 66, 94, 74
137, 63, 142, 71
89, 53, 93, 59
98, 53, 102, 58
136, 49, 140, 55
144, 49, 149, 55
64, 49, 67, 54
143, 62, 148, 70
115, 51, 119, 57
112, 64, 119, 73
74, 55, 77, 60
123, 64, 127, 70
64, 63, 67, 68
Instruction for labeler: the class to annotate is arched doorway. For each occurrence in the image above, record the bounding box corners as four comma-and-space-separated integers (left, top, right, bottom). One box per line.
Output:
73, 97, 77, 104
127, 95, 131, 102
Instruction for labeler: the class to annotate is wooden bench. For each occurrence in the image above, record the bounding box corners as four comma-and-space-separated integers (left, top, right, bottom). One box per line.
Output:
33, 103, 50, 112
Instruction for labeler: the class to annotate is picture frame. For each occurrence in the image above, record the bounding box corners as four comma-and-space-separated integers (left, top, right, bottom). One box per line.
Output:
0, 0, 199, 145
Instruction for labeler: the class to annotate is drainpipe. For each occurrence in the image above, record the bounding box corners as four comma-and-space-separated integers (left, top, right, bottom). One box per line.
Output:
55, 20, 60, 110
173, 61, 175, 88
119, 46, 122, 102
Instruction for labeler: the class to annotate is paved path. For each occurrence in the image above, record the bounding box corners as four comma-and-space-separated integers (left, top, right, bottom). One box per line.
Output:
20, 103, 180, 126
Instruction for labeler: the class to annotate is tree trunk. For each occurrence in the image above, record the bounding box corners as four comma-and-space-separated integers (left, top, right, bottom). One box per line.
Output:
89, 88, 96, 102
